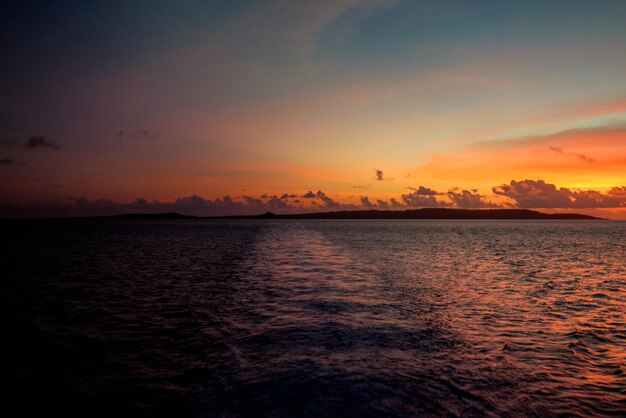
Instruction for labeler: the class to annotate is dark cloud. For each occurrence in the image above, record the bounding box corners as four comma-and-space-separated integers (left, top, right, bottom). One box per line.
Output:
493, 180, 573, 208
242, 195, 264, 208
376, 199, 389, 209
570, 188, 626, 208
28, 178, 65, 189
549, 146, 594, 163
0, 191, 354, 218
267, 197, 289, 209
25, 136, 62, 150
3, 180, 625, 218
302, 191, 316, 198
360, 196, 374, 208
401, 186, 498, 208
447, 189, 499, 209
372, 169, 393, 182
401, 185, 451, 208
1, 157, 26, 166
415, 186, 438, 195
316, 190, 341, 207
353, 185, 371, 189
280, 193, 298, 199
493, 179, 626, 208
402, 188, 450, 208
608, 186, 626, 198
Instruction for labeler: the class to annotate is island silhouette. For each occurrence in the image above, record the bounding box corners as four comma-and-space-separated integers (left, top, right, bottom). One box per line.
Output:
89, 208, 602, 220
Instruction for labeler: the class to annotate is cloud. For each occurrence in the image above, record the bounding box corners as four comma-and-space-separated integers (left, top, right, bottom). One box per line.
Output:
608, 186, 626, 198
25, 136, 62, 150
493, 179, 626, 208
376, 199, 389, 209
1, 157, 26, 166
373, 168, 393, 182
401, 185, 500, 208
316, 190, 341, 207
302, 190, 316, 198
549, 146, 594, 163
401, 187, 450, 208
447, 189, 499, 209
267, 197, 290, 209
242, 195, 264, 207
492, 180, 573, 208
0, 192, 304, 218
3, 180, 625, 218
418, 123, 626, 187
360, 196, 374, 208
415, 186, 438, 195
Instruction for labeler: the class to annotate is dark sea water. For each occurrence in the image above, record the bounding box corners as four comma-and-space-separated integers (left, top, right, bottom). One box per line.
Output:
1, 219, 625, 417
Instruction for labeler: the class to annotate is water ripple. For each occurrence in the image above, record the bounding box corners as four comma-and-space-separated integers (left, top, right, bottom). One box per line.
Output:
1, 219, 625, 416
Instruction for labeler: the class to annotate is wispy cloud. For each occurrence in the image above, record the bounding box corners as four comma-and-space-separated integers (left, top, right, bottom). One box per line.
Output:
548, 146, 594, 163
1, 157, 26, 166
418, 122, 626, 186
25, 136, 62, 150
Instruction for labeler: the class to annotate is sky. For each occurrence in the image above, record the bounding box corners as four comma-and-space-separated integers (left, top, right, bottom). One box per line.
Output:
1, 0, 626, 218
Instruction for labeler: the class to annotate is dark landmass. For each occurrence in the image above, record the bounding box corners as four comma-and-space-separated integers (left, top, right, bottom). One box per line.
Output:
77, 208, 602, 220
100, 212, 195, 220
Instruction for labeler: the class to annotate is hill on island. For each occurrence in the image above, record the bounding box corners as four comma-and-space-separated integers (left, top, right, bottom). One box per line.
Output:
92, 208, 602, 220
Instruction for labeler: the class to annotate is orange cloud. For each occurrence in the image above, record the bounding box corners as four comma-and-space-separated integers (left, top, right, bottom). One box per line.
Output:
416, 124, 626, 190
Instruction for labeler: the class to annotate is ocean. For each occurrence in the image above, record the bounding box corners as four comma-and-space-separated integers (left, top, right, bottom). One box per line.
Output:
1, 219, 625, 417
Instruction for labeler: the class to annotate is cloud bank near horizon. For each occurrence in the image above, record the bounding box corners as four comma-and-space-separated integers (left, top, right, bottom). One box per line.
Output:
2, 179, 625, 218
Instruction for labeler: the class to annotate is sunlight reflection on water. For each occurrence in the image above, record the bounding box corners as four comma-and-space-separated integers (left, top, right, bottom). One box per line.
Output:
2, 219, 625, 416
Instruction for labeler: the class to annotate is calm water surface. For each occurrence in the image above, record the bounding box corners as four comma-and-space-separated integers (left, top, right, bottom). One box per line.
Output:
1, 220, 625, 417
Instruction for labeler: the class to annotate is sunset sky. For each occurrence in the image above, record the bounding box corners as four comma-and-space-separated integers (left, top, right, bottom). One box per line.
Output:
2, 0, 626, 217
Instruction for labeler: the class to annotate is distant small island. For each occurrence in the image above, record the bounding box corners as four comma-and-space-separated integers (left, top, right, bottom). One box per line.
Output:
91, 208, 602, 220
